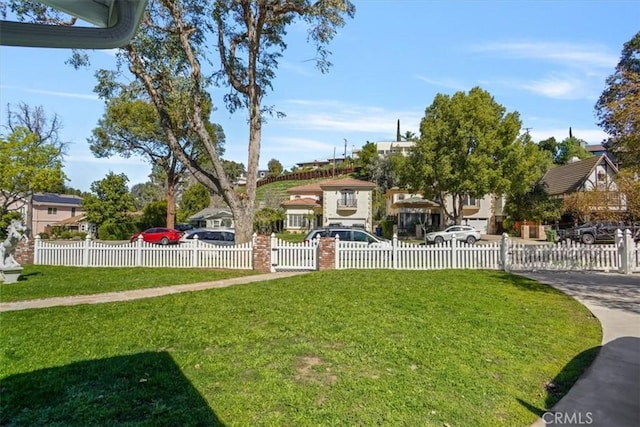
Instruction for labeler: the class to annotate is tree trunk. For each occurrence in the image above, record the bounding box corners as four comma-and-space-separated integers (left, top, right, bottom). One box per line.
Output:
166, 182, 176, 229
233, 201, 255, 244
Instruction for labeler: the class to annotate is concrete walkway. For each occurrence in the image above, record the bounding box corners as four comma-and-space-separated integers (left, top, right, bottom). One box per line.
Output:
520, 272, 640, 427
0, 271, 309, 312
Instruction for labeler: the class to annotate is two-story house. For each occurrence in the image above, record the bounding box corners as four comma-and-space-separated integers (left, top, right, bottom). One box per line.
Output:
281, 178, 376, 232
540, 154, 624, 216
385, 188, 504, 235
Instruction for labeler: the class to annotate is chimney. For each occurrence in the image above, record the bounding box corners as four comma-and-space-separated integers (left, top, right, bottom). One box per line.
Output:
396, 119, 401, 142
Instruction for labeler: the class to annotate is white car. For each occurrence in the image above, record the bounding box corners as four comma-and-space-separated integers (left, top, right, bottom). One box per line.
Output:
180, 228, 236, 246
425, 225, 481, 245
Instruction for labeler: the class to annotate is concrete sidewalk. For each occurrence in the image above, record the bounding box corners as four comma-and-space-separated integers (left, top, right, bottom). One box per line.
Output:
0, 271, 309, 312
520, 272, 640, 427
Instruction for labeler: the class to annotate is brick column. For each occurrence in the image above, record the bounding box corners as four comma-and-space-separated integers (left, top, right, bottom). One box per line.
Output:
14, 238, 35, 265
318, 237, 335, 270
252, 234, 271, 273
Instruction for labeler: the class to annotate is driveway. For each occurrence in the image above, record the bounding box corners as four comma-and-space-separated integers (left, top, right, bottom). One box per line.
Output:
520, 272, 640, 427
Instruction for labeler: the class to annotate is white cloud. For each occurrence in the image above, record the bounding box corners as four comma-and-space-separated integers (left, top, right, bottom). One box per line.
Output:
281, 99, 421, 134
471, 41, 617, 69
519, 75, 596, 100
25, 87, 99, 101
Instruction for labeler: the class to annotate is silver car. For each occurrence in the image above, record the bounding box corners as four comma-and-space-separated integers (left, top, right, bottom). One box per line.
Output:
425, 225, 481, 245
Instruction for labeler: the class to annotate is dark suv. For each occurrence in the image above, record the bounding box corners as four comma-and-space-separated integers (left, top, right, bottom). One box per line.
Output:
304, 227, 390, 246
572, 222, 640, 245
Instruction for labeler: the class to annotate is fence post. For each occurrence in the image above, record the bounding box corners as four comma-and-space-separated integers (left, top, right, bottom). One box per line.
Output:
33, 235, 41, 264
270, 233, 277, 273
451, 234, 458, 269
616, 229, 625, 274
500, 233, 511, 272
392, 233, 398, 270
334, 234, 340, 269
136, 235, 143, 267
621, 229, 633, 275
83, 234, 91, 266
192, 234, 199, 268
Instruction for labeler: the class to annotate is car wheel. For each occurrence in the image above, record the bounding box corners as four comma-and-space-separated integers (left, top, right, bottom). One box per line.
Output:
581, 233, 595, 245
160, 237, 170, 245
466, 236, 477, 244
434, 236, 444, 244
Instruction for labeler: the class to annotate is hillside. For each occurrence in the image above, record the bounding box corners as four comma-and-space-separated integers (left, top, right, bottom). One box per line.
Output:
254, 173, 357, 209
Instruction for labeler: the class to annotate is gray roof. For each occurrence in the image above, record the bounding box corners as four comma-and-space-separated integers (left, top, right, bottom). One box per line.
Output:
188, 207, 233, 221
32, 193, 83, 206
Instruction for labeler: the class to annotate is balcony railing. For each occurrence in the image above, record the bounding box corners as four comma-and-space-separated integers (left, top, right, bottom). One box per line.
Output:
337, 200, 357, 210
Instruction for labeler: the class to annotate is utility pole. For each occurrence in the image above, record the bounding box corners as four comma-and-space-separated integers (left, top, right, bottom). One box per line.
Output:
333, 146, 336, 177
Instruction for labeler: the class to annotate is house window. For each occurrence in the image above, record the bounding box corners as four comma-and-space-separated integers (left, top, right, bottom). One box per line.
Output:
288, 214, 308, 229
338, 190, 357, 208
464, 195, 480, 207
397, 194, 405, 201
71, 207, 76, 216
47, 207, 57, 215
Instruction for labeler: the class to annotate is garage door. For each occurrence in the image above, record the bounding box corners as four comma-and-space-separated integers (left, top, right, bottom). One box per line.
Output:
466, 219, 488, 234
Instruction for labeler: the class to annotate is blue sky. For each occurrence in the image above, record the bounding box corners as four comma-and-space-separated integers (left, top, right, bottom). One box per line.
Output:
1, 0, 638, 192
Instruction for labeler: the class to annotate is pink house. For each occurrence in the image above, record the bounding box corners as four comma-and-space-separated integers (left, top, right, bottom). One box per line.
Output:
30, 193, 85, 236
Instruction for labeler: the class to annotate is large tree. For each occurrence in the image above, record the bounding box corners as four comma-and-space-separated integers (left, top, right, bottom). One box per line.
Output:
595, 31, 640, 171
103, 0, 354, 243
403, 87, 522, 224
7, 0, 355, 243
89, 95, 225, 229
82, 172, 136, 238
0, 127, 66, 228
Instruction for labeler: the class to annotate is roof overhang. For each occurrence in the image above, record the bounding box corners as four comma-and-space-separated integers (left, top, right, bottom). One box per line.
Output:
1, 0, 147, 49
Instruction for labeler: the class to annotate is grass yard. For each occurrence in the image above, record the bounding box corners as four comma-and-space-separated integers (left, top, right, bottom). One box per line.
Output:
0, 266, 257, 302
0, 269, 601, 426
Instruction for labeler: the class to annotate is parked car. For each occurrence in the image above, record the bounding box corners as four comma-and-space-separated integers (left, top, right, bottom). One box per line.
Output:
180, 228, 236, 246
174, 223, 194, 232
303, 227, 391, 246
571, 222, 640, 245
130, 227, 183, 245
425, 225, 481, 245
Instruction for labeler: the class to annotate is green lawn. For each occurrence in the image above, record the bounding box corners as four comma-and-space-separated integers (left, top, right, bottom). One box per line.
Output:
0, 266, 257, 302
0, 269, 601, 426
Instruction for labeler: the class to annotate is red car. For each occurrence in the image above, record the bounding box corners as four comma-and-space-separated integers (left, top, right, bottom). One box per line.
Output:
130, 227, 183, 245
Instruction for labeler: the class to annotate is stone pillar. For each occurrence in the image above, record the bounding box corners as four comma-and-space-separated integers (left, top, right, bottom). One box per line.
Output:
318, 237, 335, 270
521, 224, 530, 240
14, 238, 34, 265
252, 234, 271, 273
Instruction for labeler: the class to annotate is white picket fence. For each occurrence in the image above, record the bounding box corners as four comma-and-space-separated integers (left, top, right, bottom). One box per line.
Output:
34, 235, 254, 270
335, 238, 502, 270
32, 230, 639, 274
335, 231, 639, 274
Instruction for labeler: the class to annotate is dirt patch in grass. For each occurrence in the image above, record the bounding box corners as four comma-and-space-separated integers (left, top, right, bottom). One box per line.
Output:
294, 356, 337, 385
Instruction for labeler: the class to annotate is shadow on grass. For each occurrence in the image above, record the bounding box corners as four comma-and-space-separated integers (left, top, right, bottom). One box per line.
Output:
517, 344, 601, 418
498, 272, 566, 294
15, 271, 42, 282
0, 351, 224, 426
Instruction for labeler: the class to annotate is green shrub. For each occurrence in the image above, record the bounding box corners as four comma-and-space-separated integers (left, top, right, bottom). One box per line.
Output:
38, 232, 50, 240
98, 220, 136, 240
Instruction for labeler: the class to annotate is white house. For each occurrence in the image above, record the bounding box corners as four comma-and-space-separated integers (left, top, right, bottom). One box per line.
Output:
281, 178, 376, 233
352, 141, 415, 159
385, 188, 504, 235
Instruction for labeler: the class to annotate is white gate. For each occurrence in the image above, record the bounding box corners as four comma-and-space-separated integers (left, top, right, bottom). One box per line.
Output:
270, 235, 317, 272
